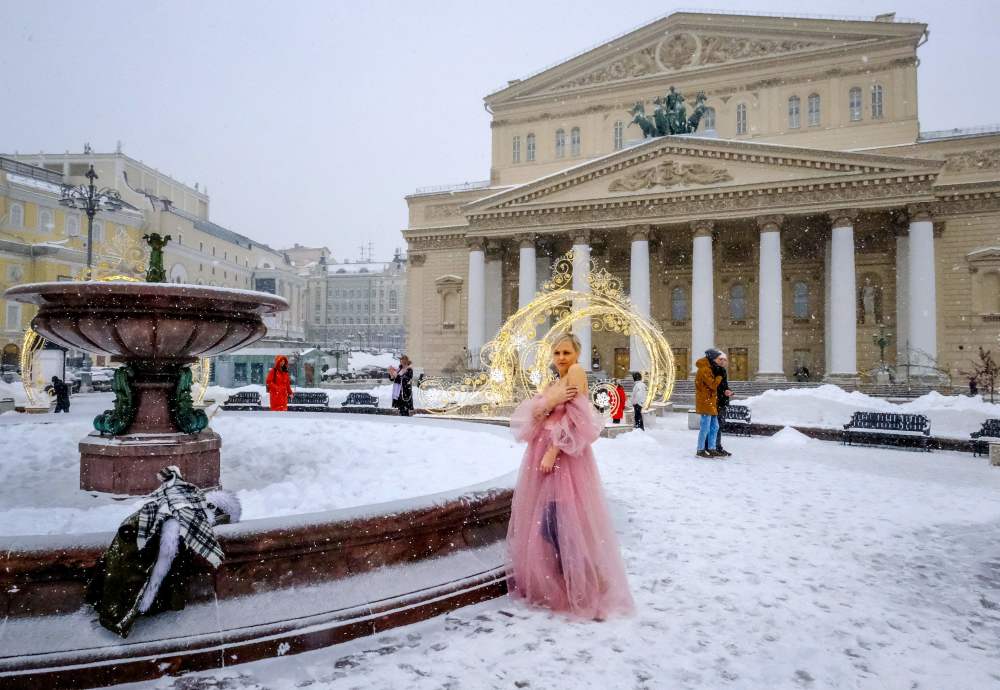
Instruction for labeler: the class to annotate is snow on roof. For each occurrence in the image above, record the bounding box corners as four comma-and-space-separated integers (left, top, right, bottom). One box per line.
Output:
6, 172, 62, 194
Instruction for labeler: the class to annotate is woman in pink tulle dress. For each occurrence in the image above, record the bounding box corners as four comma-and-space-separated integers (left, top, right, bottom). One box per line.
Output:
507, 333, 635, 619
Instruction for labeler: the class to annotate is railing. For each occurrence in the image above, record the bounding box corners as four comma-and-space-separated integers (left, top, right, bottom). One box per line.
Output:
0, 157, 63, 185
413, 180, 492, 195
919, 124, 1000, 141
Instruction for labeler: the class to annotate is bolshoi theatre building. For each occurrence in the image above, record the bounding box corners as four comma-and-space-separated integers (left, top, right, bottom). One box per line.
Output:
402, 11, 1000, 384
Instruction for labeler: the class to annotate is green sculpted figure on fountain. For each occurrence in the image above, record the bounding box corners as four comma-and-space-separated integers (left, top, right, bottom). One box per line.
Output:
94, 365, 137, 435
143, 233, 172, 283
171, 366, 209, 434
629, 87, 709, 138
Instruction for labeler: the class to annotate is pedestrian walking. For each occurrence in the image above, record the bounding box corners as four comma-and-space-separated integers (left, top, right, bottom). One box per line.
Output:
49, 375, 71, 413
610, 380, 626, 424
389, 355, 414, 416
265, 355, 293, 411
711, 352, 733, 457
631, 372, 647, 430
694, 349, 724, 458
970, 375, 979, 397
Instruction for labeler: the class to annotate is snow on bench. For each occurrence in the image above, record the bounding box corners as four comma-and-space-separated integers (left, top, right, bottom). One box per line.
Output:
971, 418, 1000, 457
842, 411, 931, 451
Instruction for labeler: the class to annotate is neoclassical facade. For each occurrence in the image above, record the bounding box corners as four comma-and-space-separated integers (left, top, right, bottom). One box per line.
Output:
403, 11, 1000, 382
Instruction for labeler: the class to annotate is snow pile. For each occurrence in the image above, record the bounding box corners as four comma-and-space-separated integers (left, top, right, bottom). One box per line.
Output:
348, 351, 398, 372
0, 380, 29, 406
742, 384, 1000, 439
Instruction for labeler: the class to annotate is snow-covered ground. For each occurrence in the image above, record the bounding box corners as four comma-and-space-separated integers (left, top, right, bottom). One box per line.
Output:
0, 400, 519, 536
742, 384, 1000, 440
116, 414, 1000, 690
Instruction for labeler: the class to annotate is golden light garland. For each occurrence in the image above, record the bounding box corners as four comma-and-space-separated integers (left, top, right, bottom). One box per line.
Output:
420, 250, 675, 416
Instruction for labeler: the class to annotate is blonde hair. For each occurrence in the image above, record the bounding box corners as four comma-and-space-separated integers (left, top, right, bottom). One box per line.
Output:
551, 332, 582, 354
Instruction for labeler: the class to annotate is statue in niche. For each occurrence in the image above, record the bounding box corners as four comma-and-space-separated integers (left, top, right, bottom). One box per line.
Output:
857, 278, 882, 325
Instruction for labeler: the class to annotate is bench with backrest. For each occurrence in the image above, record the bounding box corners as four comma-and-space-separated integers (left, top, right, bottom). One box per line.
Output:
287, 391, 330, 411
222, 391, 262, 411
842, 411, 931, 451
971, 418, 1000, 457
721, 404, 752, 436
341, 392, 380, 408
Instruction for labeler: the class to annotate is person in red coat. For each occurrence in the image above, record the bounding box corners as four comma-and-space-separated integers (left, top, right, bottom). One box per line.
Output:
610, 379, 626, 424
265, 355, 293, 411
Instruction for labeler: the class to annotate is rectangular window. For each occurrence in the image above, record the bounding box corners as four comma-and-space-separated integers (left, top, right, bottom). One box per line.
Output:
736, 104, 748, 135
512, 136, 520, 163
849, 88, 862, 121
5, 302, 21, 329
808, 94, 820, 126
788, 97, 800, 129
526, 134, 536, 162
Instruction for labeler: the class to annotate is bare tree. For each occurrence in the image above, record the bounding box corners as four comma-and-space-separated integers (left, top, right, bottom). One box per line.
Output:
963, 347, 998, 403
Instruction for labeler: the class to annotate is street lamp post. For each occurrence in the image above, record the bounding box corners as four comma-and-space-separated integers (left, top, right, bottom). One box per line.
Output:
59, 165, 123, 279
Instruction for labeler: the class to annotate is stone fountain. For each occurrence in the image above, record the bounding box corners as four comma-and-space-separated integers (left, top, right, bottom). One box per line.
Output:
3, 234, 287, 494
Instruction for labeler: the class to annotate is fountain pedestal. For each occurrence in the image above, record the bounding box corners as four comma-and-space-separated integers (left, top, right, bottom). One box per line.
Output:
80, 431, 222, 494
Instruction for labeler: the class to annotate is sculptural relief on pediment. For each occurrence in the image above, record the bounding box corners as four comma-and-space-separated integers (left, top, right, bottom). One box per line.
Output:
608, 160, 733, 192
554, 32, 832, 91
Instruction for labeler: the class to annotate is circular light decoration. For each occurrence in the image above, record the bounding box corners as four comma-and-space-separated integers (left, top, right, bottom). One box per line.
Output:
421, 250, 675, 416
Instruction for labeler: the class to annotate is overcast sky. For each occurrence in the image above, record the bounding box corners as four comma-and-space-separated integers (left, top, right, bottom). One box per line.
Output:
2, 0, 997, 261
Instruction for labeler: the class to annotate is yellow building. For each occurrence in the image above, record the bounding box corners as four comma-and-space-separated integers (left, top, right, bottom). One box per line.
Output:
404, 11, 1000, 384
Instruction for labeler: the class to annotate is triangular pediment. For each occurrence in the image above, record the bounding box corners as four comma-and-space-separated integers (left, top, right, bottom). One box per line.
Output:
488, 12, 926, 103
466, 136, 941, 213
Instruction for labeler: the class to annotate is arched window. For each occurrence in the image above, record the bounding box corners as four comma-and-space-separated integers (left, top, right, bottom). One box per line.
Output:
512, 136, 521, 163
555, 129, 566, 158
788, 96, 801, 129
808, 93, 821, 126
736, 104, 748, 135
570, 127, 581, 156
66, 214, 80, 236
671, 287, 688, 321
169, 263, 188, 284
526, 133, 536, 162
730, 284, 747, 320
9, 202, 23, 228
702, 107, 716, 131
613, 121, 624, 150
849, 87, 862, 121
871, 84, 884, 120
793, 282, 810, 319
38, 208, 53, 232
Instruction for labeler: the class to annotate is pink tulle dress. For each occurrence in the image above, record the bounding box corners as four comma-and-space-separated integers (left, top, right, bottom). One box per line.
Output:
506, 392, 635, 619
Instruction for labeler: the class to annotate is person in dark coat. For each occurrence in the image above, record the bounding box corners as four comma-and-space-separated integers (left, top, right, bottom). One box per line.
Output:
389, 355, 414, 416
711, 353, 733, 457
970, 376, 979, 397
50, 375, 71, 413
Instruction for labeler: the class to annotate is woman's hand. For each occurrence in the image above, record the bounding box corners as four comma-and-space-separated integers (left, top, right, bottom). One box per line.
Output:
544, 384, 578, 410
540, 446, 559, 473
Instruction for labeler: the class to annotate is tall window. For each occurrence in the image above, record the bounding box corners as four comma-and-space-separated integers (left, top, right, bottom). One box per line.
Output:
91, 220, 104, 243
555, 129, 566, 158
788, 96, 801, 129
613, 121, 624, 150
871, 84, 884, 119
526, 133, 536, 162
38, 208, 53, 233
793, 282, 810, 318
570, 127, 581, 156
512, 136, 521, 163
730, 284, 747, 320
671, 287, 688, 321
5, 303, 21, 330
389, 289, 398, 312
66, 214, 80, 236
808, 93, 821, 126
849, 87, 862, 121
702, 107, 716, 131
736, 103, 748, 135
9, 202, 24, 228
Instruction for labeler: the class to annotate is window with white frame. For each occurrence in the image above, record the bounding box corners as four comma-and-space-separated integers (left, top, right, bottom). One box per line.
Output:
9, 202, 24, 228
613, 121, 624, 150
389, 289, 398, 312
570, 127, 581, 156
788, 96, 801, 129
871, 84, 884, 119
736, 104, 748, 135
671, 287, 688, 321
66, 214, 80, 236
808, 93, 821, 126
793, 282, 810, 318
91, 220, 104, 243
5, 302, 21, 330
702, 107, 716, 131
512, 136, 521, 163
38, 208, 53, 233
849, 87, 862, 121
555, 129, 565, 158
526, 133, 536, 161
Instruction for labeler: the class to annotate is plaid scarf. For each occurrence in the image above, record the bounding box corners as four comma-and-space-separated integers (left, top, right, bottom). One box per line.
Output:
135, 466, 224, 568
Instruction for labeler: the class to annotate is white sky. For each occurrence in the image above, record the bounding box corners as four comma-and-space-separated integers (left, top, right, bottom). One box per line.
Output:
1, 0, 997, 261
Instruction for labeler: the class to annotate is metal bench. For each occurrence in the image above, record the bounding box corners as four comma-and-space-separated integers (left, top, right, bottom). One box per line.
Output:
971, 418, 1000, 457
221, 391, 262, 411
842, 411, 931, 451
287, 391, 330, 411
721, 404, 752, 436
341, 392, 379, 408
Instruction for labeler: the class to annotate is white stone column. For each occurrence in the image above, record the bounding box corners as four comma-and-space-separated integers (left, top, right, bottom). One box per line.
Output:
484, 241, 503, 341
906, 205, 939, 379
823, 235, 832, 376
690, 221, 715, 373
629, 226, 651, 372
571, 231, 592, 366
756, 215, 786, 380
894, 219, 909, 380
518, 235, 537, 309
825, 210, 859, 382
466, 238, 486, 368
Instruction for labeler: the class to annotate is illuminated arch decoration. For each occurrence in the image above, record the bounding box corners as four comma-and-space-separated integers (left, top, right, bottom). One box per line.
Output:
420, 251, 675, 416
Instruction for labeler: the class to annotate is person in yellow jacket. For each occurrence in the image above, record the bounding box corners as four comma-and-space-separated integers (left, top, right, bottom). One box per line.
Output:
694, 348, 725, 458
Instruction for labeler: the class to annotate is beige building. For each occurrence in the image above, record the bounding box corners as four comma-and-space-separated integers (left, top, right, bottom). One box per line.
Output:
403, 11, 1000, 383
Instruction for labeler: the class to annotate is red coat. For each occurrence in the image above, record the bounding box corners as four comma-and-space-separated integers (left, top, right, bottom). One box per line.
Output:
266, 355, 293, 411
610, 384, 626, 420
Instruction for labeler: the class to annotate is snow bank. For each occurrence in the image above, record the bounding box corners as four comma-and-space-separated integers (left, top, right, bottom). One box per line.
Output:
741, 384, 1000, 439
0, 380, 29, 405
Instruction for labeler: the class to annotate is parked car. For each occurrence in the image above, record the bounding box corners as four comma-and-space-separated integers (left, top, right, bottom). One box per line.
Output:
89, 367, 117, 392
